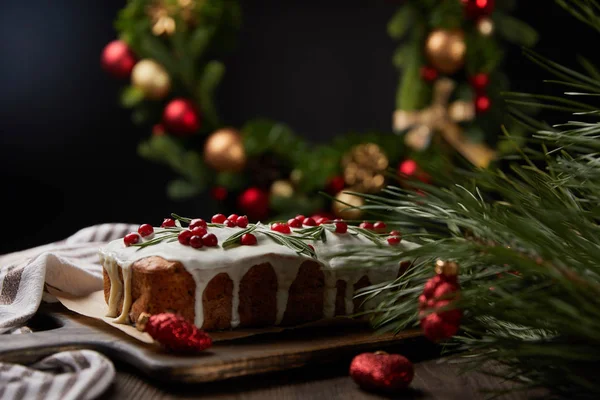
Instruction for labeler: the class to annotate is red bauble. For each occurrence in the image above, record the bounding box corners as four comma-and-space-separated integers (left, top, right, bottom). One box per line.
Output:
398, 159, 431, 184
144, 313, 212, 353
475, 95, 491, 113
420, 66, 438, 82
462, 0, 495, 20
101, 40, 136, 79
350, 351, 414, 393
470, 73, 490, 92
326, 176, 346, 194
238, 187, 269, 221
211, 186, 228, 201
162, 98, 200, 136
419, 273, 462, 342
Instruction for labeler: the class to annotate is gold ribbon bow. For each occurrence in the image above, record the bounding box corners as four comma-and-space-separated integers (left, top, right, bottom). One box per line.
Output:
393, 78, 496, 168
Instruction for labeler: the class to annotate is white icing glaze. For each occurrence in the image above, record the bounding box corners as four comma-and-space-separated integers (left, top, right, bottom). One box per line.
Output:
99, 223, 418, 328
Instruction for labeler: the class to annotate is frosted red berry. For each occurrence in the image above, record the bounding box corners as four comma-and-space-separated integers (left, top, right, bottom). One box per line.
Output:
211, 214, 227, 224
191, 226, 207, 237
236, 215, 249, 228
138, 224, 154, 237
303, 217, 316, 227
335, 221, 348, 233
161, 218, 176, 228
387, 236, 401, 246
189, 235, 204, 249
224, 219, 236, 228
360, 221, 374, 230
288, 218, 302, 228
202, 233, 218, 247
390, 230, 401, 237
373, 221, 387, 232
308, 244, 315, 251
178, 230, 193, 245
316, 217, 330, 225
227, 214, 239, 221
189, 219, 207, 229
294, 214, 305, 222
271, 222, 291, 234
241, 233, 257, 245
124, 232, 140, 246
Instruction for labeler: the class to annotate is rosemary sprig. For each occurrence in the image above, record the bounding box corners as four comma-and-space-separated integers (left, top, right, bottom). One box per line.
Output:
258, 229, 317, 258
347, 226, 385, 247
222, 225, 257, 249
131, 233, 179, 248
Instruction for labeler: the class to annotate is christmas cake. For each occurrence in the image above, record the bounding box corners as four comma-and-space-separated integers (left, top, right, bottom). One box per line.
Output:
99, 214, 416, 330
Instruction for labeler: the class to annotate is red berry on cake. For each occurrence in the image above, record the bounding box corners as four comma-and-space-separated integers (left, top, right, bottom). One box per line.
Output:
211, 214, 227, 224
189, 235, 204, 249
138, 224, 154, 237
236, 215, 249, 228
124, 232, 140, 246
360, 221, 374, 230
390, 230, 402, 238
316, 217, 330, 225
303, 217, 316, 227
294, 215, 305, 222
308, 244, 315, 251
189, 219, 207, 229
227, 214, 239, 222
224, 219, 236, 228
288, 218, 302, 228
161, 218, 176, 228
241, 233, 257, 245
387, 236, 401, 246
191, 226, 207, 237
178, 230, 193, 245
271, 222, 291, 234
373, 221, 387, 232
335, 221, 348, 233
202, 233, 218, 247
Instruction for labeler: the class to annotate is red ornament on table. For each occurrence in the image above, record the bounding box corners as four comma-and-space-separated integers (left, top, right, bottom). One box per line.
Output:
350, 351, 414, 393
101, 40, 136, 79
470, 73, 490, 92
419, 260, 462, 342
462, 0, 495, 20
326, 175, 346, 194
162, 98, 200, 136
139, 313, 212, 353
420, 66, 438, 82
211, 186, 228, 201
475, 94, 491, 113
238, 187, 269, 221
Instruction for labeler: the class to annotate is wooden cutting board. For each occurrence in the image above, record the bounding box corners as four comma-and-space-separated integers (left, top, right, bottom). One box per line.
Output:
0, 304, 421, 383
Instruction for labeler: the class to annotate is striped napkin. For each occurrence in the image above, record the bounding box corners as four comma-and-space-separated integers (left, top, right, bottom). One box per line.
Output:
0, 223, 137, 399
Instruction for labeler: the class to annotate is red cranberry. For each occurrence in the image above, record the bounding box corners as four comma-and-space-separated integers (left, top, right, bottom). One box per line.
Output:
211, 214, 227, 224
294, 214, 305, 222
308, 244, 315, 251
178, 230, 193, 245
303, 217, 316, 227
387, 236, 401, 246
288, 218, 302, 228
161, 218, 176, 228
189, 218, 207, 229
271, 222, 291, 234
227, 214, 239, 221
124, 232, 140, 246
202, 233, 218, 247
138, 224, 154, 237
373, 221, 387, 232
316, 217, 330, 225
189, 235, 204, 249
236, 215, 249, 228
191, 226, 207, 237
390, 230, 402, 237
335, 221, 348, 233
359, 221, 374, 230
224, 219, 236, 228
241, 233, 257, 245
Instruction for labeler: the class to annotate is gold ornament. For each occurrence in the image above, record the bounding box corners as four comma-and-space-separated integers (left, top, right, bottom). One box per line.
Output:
290, 169, 303, 186
341, 144, 388, 193
332, 191, 364, 220
203, 128, 247, 172
131, 59, 171, 100
425, 29, 466, 75
147, 0, 198, 36
477, 17, 494, 37
270, 180, 294, 198
435, 260, 459, 277
393, 78, 496, 168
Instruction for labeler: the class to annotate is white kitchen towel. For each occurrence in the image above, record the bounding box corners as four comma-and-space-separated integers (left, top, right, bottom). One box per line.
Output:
0, 223, 136, 333
0, 349, 115, 400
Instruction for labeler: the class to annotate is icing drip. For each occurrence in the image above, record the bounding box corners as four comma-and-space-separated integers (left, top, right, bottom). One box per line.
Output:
113, 263, 132, 324
190, 269, 221, 328
322, 271, 337, 319
345, 277, 355, 315
274, 260, 302, 325
104, 258, 122, 318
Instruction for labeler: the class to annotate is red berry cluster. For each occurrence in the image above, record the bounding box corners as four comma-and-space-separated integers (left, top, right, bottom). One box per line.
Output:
419, 271, 462, 342
124, 223, 156, 246
211, 213, 248, 228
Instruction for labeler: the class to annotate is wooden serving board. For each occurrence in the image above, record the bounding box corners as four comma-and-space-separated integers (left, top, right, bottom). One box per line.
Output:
0, 304, 421, 383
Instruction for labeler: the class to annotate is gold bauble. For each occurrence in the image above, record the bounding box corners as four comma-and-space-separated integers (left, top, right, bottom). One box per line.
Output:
332, 191, 364, 220
477, 17, 494, 37
341, 143, 388, 193
425, 29, 466, 75
131, 59, 171, 99
270, 180, 294, 198
203, 128, 246, 172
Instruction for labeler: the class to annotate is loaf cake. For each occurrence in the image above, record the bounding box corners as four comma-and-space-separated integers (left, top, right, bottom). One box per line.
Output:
99, 214, 416, 331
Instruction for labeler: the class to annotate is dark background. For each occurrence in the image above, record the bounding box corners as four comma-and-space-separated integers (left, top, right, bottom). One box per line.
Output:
0, 1, 594, 253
